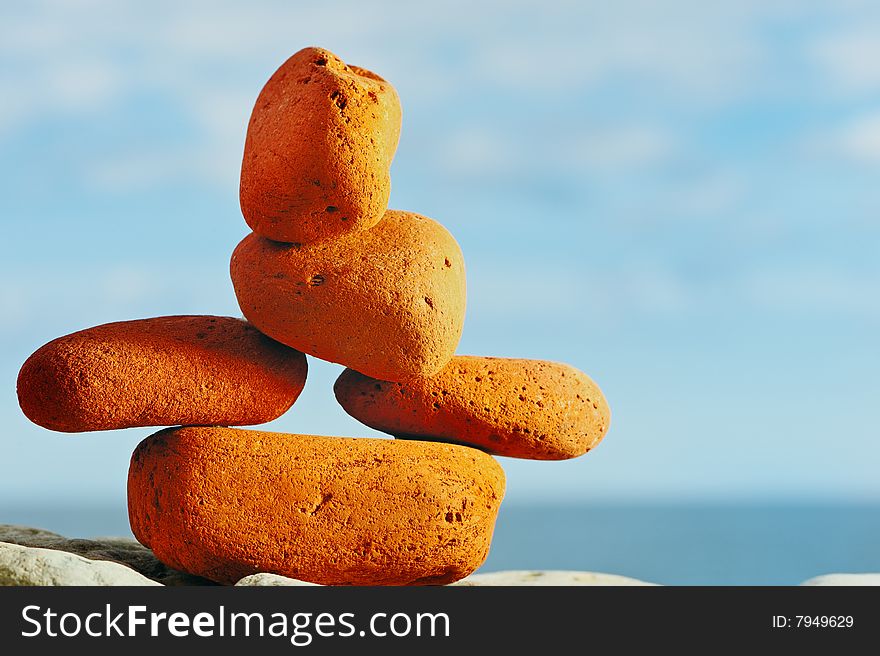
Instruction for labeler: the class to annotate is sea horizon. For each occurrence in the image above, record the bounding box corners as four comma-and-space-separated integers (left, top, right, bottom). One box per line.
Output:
3, 501, 878, 586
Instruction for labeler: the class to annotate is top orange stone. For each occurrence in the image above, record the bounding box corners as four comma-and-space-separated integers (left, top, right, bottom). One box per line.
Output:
240, 46, 402, 244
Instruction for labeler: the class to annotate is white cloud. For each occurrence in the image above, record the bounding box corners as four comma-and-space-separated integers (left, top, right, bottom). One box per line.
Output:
804, 112, 880, 166
468, 1, 775, 102
437, 127, 520, 177
567, 125, 678, 173
437, 122, 679, 184
740, 266, 880, 318
99, 266, 166, 306
0, 265, 239, 337
183, 89, 252, 140
833, 113, 880, 162
0, 94, 28, 137
85, 146, 239, 191
469, 260, 694, 327
670, 171, 746, 218
618, 169, 748, 227
812, 27, 880, 92
45, 58, 123, 111
0, 0, 808, 188
470, 253, 880, 328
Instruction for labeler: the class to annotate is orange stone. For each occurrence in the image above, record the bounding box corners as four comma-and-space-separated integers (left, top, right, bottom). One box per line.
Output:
230, 210, 466, 382
128, 426, 505, 585
17, 316, 307, 432
240, 46, 401, 243
334, 356, 610, 460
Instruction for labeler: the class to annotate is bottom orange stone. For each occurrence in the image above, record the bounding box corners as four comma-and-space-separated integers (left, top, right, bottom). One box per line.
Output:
127, 426, 505, 585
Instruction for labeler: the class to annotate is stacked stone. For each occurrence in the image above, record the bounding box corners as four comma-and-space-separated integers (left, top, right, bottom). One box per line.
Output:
16, 47, 610, 586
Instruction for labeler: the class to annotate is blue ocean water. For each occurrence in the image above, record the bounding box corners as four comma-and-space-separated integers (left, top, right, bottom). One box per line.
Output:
2, 503, 878, 585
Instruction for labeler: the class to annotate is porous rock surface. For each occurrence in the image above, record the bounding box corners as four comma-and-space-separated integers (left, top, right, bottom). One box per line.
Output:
336, 356, 610, 459
231, 210, 465, 381
128, 426, 504, 585
17, 316, 307, 432
240, 46, 401, 244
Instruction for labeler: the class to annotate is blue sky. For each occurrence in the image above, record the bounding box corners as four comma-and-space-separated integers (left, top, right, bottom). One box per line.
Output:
1, 0, 878, 505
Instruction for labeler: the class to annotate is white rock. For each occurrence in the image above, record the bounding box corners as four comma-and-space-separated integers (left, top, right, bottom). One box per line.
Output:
451, 570, 657, 586
235, 569, 657, 586
0, 541, 161, 586
801, 573, 880, 586
235, 573, 320, 586
0, 524, 210, 586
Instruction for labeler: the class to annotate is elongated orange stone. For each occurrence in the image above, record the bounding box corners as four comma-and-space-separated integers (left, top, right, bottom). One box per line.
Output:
128, 426, 506, 585
17, 316, 307, 432
335, 356, 610, 460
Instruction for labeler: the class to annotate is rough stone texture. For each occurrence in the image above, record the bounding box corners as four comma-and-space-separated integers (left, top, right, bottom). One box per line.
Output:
17, 315, 308, 432
452, 570, 657, 586
235, 573, 319, 586
0, 541, 161, 586
0, 524, 213, 585
801, 574, 880, 586
0, 525, 60, 543
240, 46, 401, 243
335, 356, 610, 460
128, 426, 505, 585
231, 210, 466, 382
